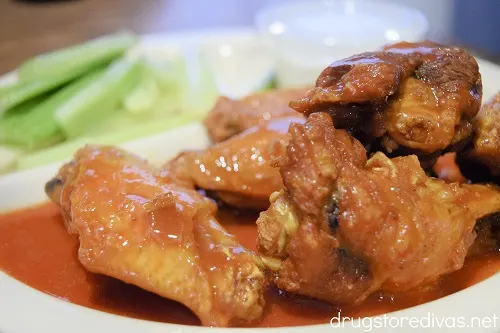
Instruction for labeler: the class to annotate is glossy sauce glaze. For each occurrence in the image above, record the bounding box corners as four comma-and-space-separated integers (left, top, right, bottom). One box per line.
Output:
0, 202, 499, 327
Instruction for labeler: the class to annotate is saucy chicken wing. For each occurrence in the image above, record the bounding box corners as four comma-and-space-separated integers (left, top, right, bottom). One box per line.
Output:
471, 92, 500, 175
167, 117, 305, 210
290, 42, 482, 157
257, 113, 500, 305
204, 88, 307, 142
45, 145, 265, 327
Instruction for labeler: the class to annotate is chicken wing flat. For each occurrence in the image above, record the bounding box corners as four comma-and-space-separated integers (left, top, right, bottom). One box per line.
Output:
257, 113, 500, 305
204, 88, 307, 142
471, 92, 500, 175
290, 42, 482, 156
166, 117, 305, 210
44, 145, 265, 327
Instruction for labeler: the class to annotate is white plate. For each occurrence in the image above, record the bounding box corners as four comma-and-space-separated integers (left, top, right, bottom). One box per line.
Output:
1, 28, 500, 333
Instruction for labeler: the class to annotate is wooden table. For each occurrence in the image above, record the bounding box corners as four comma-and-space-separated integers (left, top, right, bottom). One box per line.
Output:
0, 0, 285, 75
2, 0, 499, 76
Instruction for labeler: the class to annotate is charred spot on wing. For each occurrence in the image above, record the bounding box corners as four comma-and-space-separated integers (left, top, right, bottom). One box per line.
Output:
337, 248, 371, 279
471, 212, 500, 255
44, 176, 63, 197
477, 212, 500, 241
470, 82, 482, 98
337, 248, 349, 258
326, 197, 340, 233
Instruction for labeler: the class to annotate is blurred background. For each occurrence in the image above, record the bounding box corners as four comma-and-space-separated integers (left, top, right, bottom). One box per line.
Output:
1, 0, 500, 74
2, 0, 500, 175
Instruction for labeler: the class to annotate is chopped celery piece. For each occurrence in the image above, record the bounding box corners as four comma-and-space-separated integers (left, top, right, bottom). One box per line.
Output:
82, 109, 142, 136
0, 69, 105, 149
123, 75, 159, 114
2, 94, 47, 118
258, 75, 278, 92
121, 53, 187, 115
0, 71, 84, 114
141, 53, 187, 92
0, 81, 17, 96
55, 57, 141, 138
18, 32, 137, 81
0, 33, 136, 114
179, 48, 219, 114
17, 112, 200, 170
0, 146, 21, 174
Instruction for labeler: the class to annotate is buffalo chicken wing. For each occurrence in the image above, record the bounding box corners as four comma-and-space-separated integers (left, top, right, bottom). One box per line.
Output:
257, 113, 500, 305
290, 42, 482, 157
45, 145, 265, 327
471, 92, 500, 175
167, 117, 305, 210
204, 88, 307, 142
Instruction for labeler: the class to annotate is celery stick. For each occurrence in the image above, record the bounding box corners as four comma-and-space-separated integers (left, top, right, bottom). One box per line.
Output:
2, 93, 47, 118
0, 69, 105, 149
123, 75, 159, 114
180, 48, 219, 114
0, 146, 21, 175
0, 33, 136, 113
0, 81, 16, 96
55, 57, 141, 138
0, 72, 82, 114
81, 108, 139, 136
17, 112, 200, 170
137, 55, 186, 113
18, 32, 137, 81
141, 53, 187, 92
258, 75, 278, 92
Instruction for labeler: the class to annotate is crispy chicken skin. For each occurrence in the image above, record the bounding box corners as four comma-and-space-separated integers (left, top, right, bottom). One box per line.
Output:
166, 117, 305, 210
44, 145, 265, 327
257, 113, 500, 305
290, 41, 482, 156
471, 92, 500, 175
291, 52, 416, 110
203, 88, 307, 142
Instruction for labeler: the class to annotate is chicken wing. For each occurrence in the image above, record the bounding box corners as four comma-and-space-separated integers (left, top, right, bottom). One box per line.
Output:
290, 42, 482, 157
471, 92, 500, 175
257, 113, 500, 305
204, 88, 307, 142
166, 117, 305, 210
45, 145, 265, 327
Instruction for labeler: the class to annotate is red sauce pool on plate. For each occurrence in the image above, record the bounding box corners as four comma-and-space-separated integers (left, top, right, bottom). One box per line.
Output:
0, 203, 499, 327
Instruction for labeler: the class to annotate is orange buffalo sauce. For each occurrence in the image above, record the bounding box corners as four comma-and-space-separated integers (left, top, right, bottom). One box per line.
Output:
0, 202, 499, 327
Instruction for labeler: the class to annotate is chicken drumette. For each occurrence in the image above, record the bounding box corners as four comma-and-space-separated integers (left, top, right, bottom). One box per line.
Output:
442, 92, 500, 184
45, 145, 265, 327
471, 92, 500, 175
179, 88, 306, 209
204, 88, 306, 142
167, 116, 305, 210
257, 113, 500, 305
290, 42, 482, 162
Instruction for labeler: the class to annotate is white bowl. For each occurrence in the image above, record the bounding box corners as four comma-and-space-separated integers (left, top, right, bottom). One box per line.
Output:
255, 0, 429, 87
